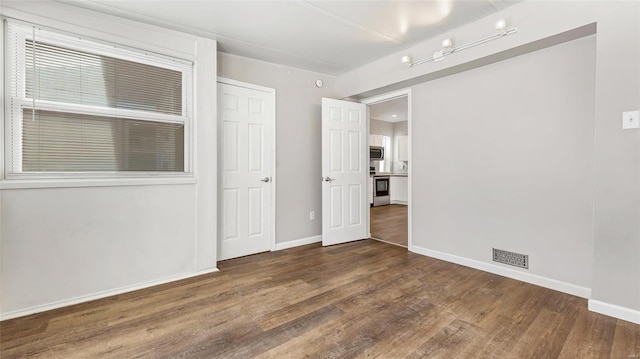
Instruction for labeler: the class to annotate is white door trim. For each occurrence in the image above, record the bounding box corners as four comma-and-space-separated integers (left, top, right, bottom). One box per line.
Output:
216, 77, 277, 253
218, 77, 276, 95
361, 88, 413, 250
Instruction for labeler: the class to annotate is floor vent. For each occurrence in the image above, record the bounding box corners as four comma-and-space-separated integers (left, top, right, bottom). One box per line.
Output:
492, 248, 528, 269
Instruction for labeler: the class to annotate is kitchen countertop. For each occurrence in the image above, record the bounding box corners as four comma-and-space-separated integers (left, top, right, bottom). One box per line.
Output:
370, 173, 408, 177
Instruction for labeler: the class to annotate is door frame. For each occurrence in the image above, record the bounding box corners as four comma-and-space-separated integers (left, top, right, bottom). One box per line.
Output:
361, 88, 413, 250
216, 77, 277, 254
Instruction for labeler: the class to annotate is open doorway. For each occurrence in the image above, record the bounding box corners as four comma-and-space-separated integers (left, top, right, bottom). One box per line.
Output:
364, 91, 411, 248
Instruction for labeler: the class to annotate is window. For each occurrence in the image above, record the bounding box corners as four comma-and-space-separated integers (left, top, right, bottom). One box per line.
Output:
4, 21, 193, 179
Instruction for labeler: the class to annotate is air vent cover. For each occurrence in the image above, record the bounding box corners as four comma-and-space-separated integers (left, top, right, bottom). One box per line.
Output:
492, 248, 528, 269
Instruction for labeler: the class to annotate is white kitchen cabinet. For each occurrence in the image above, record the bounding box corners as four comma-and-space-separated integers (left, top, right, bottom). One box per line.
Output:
370, 134, 384, 147
389, 176, 408, 204
397, 135, 409, 162
368, 177, 373, 206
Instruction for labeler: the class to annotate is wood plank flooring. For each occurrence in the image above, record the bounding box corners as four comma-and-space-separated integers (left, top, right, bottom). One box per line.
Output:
371, 204, 408, 247
1, 240, 639, 358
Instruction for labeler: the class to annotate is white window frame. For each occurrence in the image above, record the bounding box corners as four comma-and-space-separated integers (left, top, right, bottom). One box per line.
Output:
3, 20, 195, 185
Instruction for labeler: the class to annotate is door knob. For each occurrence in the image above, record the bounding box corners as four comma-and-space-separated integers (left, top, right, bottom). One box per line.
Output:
260, 177, 270, 182
323, 177, 335, 182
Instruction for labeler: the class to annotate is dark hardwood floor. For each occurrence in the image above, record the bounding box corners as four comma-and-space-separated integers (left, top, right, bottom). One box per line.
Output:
371, 204, 408, 247
1, 240, 639, 358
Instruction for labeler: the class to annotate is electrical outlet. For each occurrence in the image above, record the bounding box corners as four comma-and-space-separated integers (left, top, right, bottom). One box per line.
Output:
309, 211, 315, 221
622, 110, 639, 129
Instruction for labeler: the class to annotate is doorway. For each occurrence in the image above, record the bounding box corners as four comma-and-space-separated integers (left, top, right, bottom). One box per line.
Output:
363, 90, 412, 249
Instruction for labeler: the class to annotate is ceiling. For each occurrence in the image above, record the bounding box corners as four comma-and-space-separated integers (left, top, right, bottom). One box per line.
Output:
60, 0, 521, 76
370, 96, 408, 123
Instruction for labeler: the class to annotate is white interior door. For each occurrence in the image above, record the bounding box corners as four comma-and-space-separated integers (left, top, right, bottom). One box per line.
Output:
321, 98, 368, 246
218, 81, 274, 260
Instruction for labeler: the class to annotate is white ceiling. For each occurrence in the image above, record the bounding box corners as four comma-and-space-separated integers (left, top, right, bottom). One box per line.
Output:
370, 96, 408, 123
60, 0, 521, 76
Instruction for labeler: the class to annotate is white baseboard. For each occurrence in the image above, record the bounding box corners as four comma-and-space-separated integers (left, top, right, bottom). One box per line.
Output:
0, 267, 219, 321
410, 245, 591, 299
588, 300, 640, 325
274, 235, 322, 251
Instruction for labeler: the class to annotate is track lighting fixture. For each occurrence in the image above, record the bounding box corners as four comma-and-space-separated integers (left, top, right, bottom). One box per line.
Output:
401, 19, 516, 68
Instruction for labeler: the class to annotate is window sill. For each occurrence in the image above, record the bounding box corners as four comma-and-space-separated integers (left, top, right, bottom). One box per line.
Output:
0, 176, 197, 190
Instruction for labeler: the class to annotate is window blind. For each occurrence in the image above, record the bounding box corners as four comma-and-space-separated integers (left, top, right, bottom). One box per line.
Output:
22, 109, 185, 172
5, 21, 193, 177
24, 40, 183, 115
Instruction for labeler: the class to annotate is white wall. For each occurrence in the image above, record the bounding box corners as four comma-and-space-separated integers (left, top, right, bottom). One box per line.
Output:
393, 121, 408, 138
337, 1, 640, 323
217, 53, 337, 244
412, 35, 595, 292
590, 1, 640, 318
0, 2, 217, 318
194, 37, 218, 271
1, 186, 196, 312
370, 118, 393, 138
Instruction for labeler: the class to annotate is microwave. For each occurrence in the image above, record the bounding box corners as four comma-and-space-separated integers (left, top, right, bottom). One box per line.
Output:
370, 146, 384, 161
